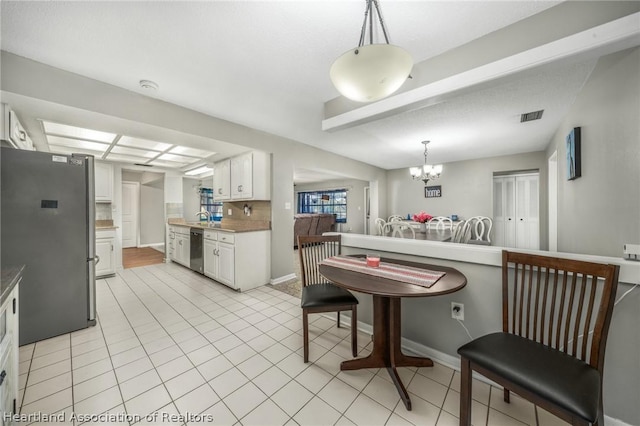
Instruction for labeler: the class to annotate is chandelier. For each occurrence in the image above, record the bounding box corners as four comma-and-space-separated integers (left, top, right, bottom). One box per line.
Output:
410, 141, 443, 184
330, 0, 413, 103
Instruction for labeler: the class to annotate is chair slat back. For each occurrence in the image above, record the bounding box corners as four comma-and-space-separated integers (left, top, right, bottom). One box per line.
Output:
298, 235, 341, 287
502, 250, 619, 370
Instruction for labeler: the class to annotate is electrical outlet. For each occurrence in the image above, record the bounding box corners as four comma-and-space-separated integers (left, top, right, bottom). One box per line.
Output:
451, 302, 464, 321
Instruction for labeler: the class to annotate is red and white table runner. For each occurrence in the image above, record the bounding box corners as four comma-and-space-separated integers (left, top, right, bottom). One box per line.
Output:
320, 255, 446, 288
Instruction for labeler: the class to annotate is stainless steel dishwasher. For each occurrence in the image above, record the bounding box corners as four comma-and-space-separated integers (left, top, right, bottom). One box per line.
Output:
190, 227, 204, 274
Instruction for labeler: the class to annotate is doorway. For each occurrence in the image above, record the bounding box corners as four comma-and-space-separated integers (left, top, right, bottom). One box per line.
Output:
121, 170, 166, 269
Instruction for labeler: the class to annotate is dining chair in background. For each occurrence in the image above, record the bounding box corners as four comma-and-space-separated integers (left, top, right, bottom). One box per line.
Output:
463, 216, 493, 244
391, 222, 416, 239
458, 250, 620, 426
374, 218, 388, 236
427, 216, 453, 231
387, 214, 404, 223
451, 219, 468, 243
297, 235, 359, 363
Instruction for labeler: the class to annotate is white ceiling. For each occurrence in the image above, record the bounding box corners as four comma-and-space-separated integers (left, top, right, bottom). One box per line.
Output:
0, 1, 636, 181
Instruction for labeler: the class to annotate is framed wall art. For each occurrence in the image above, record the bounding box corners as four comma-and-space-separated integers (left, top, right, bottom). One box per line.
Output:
566, 127, 581, 180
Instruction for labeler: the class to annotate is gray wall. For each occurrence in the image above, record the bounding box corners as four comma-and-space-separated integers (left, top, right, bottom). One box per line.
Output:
295, 178, 369, 234
545, 47, 640, 257
122, 170, 165, 246
386, 152, 547, 248
182, 177, 203, 220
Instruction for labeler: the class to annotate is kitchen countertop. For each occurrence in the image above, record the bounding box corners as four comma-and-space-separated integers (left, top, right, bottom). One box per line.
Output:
169, 222, 270, 233
1, 264, 24, 307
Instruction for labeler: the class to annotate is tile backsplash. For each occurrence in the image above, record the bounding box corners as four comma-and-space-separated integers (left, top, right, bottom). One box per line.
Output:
95, 203, 112, 220
166, 202, 184, 219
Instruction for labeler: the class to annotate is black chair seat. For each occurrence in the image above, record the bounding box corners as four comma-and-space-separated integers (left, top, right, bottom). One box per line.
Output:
301, 283, 359, 309
458, 332, 600, 422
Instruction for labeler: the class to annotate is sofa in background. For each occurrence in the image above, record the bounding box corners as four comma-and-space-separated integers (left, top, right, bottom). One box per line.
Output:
294, 213, 336, 247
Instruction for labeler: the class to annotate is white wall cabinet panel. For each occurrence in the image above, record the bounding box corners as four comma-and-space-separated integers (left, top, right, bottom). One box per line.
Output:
213, 159, 231, 200
493, 173, 539, 249
95, 161, 114, 203
213, 151, 270, 202
231, 152, 253, 199
95, 229, 116, 277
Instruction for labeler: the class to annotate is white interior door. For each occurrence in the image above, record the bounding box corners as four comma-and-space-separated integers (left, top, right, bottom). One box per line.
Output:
122, 181, 139, 248
548, 151, 558, 252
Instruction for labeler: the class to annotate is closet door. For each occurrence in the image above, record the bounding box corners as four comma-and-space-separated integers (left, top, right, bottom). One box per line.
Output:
515, 174, 540, 249
493, 173, 539, 249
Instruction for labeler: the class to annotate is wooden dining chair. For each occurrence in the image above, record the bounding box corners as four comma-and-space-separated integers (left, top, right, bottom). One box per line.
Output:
297, 235, 358, 363
458, 251, 620, 426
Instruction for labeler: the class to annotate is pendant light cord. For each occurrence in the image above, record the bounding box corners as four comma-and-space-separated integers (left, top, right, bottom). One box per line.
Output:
357, 0, 391, 49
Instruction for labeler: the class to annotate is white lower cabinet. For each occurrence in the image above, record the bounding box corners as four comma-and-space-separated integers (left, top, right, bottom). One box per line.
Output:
170, 227, 191, 268
95, 229, 116, 277
0, 278, 19, 425
203, 230, 270, 291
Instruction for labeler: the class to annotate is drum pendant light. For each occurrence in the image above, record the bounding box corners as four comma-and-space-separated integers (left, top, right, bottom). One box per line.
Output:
330, 0, 413, 103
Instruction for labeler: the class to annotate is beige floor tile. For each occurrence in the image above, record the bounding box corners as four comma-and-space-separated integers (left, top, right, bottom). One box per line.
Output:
436, 410, 459, 426
208, 367, 248, 398
441, 389, 488, 426
25, 358, 71, 387
72, 358, 113, 384
174, 383, 220, 417
295, 364, 334, 394
450, 371, 491, 405
119, 369, 162, 401
165, 368, 206, 400
223, 382, 268, 419
387, 413, 416, 425
242, 399, 291, 426
344, 394, 392, 426
156, 355, 194, 381
392, 393, 441, 426
489, 389, 536, 426
487, 408, 529, 426
197, 354, 234, 381
74, 385, 123, 416
20, 387, 72, 416
23, 371, 72, 405
271, 380, 314, 417
337, 368, 376, 391
362, 375, 402, 411
407, 373, 449, 408
536, 407, 571, 426
415, 362, 455, 387
125, 384, 173, 419
72, 370, 117, 403
252, 366, 292, 397
317, 377, 359, 413
293, 396, 341, 426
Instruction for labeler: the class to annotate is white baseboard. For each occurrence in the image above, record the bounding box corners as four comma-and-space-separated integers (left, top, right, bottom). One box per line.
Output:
323, 314, 632, 426
270, 273, 297, 285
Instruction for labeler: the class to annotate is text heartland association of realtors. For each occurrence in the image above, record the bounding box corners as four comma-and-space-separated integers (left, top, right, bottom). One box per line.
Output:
4, 411, 215, 423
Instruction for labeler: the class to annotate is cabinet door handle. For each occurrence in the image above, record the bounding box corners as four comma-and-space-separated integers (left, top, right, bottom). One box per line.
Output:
179, 240, 182, 245
0, 370, 6, 386
238, 185, 243, 192
111, 244, 114, 251
218, 188, 222, 195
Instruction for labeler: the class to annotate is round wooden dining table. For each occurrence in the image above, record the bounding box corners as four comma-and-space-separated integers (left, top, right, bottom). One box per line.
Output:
319, 256, 467, 411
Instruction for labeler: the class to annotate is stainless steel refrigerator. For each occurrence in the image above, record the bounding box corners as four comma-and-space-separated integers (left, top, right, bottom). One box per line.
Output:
1, 147, 97, 345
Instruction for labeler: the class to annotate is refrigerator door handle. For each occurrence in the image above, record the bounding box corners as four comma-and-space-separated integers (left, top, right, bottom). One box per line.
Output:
94, 255, 100, 265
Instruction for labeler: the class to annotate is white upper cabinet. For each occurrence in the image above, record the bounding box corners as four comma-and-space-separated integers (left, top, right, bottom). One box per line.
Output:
213, 159, 231, 200
94, 161, 114, 203
231, 152, 253, 199
213, 151, 270, 201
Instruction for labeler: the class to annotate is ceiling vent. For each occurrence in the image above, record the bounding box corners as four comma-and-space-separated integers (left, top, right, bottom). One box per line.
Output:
520, 110, 544, 122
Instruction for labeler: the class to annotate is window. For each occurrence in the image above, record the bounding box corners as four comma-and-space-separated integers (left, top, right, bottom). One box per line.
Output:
297, 189, 347, 223
199, 188, 223, 221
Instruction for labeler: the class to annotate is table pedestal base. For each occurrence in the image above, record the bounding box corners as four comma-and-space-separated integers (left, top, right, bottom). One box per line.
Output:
340, 295, 433, 410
